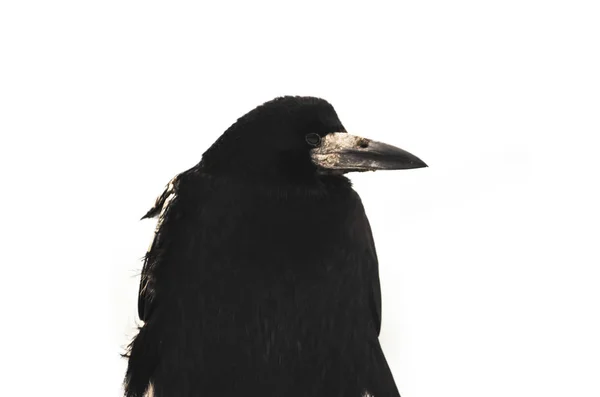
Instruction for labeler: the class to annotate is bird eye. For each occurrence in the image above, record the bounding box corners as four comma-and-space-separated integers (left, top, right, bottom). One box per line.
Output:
305, 133, 321, 147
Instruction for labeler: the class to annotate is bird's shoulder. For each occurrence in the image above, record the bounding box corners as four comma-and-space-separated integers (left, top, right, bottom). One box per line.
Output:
141, 167, 209, 219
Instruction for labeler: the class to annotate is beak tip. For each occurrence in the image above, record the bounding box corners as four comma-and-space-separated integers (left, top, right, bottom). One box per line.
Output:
411, 157, 428, 169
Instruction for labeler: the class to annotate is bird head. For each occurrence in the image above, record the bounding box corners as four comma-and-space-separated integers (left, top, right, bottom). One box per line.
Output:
200, 96, 427, 184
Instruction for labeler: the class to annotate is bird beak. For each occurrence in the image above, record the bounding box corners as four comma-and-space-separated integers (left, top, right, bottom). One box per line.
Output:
310, 132, 427, 173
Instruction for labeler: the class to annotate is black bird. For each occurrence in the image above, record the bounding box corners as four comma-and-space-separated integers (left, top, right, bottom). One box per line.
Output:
124, 96, 427, 397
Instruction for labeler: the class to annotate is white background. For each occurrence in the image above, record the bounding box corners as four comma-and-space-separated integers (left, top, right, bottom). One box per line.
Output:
1, 1, 599, 396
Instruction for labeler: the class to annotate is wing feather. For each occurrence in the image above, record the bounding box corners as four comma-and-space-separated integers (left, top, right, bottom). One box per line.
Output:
138, 175, 179, 321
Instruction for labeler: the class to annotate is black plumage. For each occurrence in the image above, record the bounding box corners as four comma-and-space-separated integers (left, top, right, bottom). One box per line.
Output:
124, 96, 426, 397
